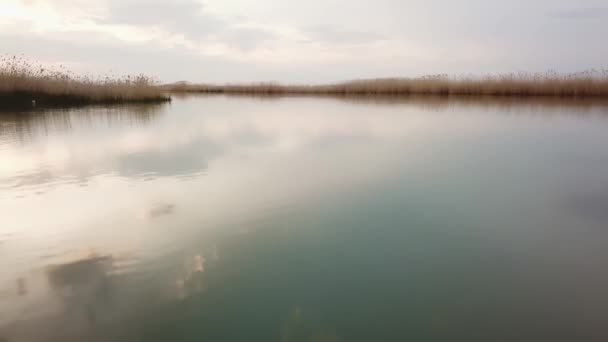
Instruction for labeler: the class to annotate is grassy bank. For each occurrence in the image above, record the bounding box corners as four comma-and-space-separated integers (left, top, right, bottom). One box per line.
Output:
168, 71, 608, 98
1, 56, 170, 110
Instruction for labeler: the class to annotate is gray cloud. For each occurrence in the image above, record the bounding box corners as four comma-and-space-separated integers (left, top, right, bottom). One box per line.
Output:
220, 28, 277, 51
302, 25, 385, 45
550, 7, 608, 19
1, 31, 314, 83
102, 0, 277, 51
105, 0, 224, 39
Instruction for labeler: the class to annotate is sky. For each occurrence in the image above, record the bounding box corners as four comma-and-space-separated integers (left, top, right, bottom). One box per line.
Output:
1, 0, 607, 83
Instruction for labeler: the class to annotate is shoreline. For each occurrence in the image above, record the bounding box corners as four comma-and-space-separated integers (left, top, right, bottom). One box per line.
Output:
170, 92, 608, 113
166, 74, 608, 99
0, 91, 171, 111
1, 56, 171, 111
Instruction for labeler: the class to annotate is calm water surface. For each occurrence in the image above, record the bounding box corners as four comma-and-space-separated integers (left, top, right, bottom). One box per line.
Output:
2, 96, 608, 341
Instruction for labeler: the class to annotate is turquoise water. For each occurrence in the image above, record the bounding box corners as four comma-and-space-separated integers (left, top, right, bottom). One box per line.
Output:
2, 96, 608, 341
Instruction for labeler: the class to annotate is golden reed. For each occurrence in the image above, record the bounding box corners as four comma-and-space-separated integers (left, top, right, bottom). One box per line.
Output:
1, 55, 169, 109
168, 70, 608, 98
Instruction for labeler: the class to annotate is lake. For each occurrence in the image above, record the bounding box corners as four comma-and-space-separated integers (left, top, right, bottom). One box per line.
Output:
2, 95, 608, 341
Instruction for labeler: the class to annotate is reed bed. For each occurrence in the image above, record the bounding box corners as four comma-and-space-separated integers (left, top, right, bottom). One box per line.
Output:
168, 70, 608, 98
1, 55, 170, 109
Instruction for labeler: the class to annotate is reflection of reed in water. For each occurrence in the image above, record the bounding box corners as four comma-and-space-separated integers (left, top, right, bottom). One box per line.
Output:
172, 92, 608, 114
333, 94, 608, 114
0, 103, 167, 144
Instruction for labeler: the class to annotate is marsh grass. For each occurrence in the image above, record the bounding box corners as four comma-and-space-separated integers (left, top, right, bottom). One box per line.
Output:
1, 55, 170, 110
168, 70, 608, 98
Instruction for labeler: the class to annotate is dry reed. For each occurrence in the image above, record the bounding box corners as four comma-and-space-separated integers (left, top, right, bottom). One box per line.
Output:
167, 70, 608, 98
1, 55, 170, 109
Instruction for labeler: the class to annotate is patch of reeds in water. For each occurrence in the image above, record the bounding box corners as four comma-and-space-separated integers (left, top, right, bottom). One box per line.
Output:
168, 70, 608, 98
1, 55, 170, 110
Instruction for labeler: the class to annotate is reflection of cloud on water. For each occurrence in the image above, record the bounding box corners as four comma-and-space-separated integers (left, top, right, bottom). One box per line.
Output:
0, 247, 218, 341
1, 255, 114, 342
47, 255, 113, 308
137, 202, 176, 220
0, 97, 426, 193
175, 254, 206, 300
4, 95, 608, 197
115, 137, 223, 179
0, 136, 225, 195
1, 120, 276, 196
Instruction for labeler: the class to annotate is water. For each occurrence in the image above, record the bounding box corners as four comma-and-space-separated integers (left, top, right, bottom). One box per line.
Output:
1, 95, 608, 341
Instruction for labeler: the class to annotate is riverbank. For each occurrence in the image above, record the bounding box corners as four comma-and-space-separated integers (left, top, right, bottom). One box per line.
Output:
167, 71, 608, 98
1, 56, 170, 110
0, 91, 170, 110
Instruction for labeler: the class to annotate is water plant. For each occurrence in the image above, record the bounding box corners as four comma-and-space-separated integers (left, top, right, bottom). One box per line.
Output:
1, 55, 170, 109
168, 70, 608, 98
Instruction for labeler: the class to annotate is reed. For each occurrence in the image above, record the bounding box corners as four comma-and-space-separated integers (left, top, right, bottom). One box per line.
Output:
167, 70, 608, 98
1, 55, 170, 109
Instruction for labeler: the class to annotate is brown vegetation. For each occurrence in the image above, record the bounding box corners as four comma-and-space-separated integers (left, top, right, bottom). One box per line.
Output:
1, 55, 170, 110
167, 70, 608, 98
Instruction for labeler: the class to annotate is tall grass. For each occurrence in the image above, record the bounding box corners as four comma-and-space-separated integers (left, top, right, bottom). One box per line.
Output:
168, 70, 608, 98
1, 55, 170, 109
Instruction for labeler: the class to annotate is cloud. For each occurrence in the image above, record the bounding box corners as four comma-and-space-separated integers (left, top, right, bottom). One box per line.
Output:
302, 25, 385, 45
550, 7, 608, 19
19, 0, 106, 18
219, 27, 277, 51
0, 30, 223, 81
104, 0, 224, 39
4, 0, 608, 83
102, 0, 278, 51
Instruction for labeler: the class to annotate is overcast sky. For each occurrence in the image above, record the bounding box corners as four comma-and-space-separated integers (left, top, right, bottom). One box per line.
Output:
1, 0, 607, 83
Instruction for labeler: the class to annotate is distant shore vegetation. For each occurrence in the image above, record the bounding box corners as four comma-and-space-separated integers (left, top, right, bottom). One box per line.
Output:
168, 70, 608, 98
1, 55, 170, 110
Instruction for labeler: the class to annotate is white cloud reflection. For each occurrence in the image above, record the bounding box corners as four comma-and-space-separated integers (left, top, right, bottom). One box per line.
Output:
1, 97, 496, 259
